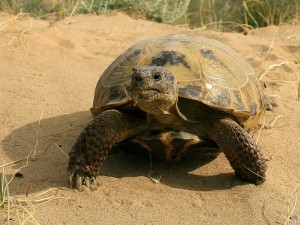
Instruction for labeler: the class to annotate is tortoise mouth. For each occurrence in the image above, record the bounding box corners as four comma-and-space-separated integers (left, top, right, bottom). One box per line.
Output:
133, 88, 161, 101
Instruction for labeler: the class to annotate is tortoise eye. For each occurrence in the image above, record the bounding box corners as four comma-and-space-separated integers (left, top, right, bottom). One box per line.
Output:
153, 72, 161, 81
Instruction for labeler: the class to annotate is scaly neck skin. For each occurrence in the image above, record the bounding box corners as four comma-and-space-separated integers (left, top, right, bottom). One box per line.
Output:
145, 100, 188, 126
136, 92, 179, 117
151, 113, 181, 125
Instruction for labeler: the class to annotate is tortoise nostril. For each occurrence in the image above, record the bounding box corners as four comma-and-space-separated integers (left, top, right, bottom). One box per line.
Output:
134, 73, 143, 83
153, 72, 161, 81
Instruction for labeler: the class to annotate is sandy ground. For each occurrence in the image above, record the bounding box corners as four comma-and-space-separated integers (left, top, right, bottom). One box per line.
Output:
0, 12, 299, 225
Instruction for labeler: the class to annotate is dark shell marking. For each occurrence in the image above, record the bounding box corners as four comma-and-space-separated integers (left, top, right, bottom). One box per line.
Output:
108, 86, 127, 102
151, 50, 191, 69
179, 85, 202, 98
200, 49, 226, 67
126, 49, 141, 61
231, 90, 247, 111
200, 49, 217, 60
206, 86, 231, 108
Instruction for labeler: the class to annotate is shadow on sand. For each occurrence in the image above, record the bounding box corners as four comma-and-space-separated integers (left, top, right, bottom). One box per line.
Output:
1, 111, 247, 195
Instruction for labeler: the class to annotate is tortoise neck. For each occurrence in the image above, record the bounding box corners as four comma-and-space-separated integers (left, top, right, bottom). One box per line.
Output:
150, 113, 180, 125
146, 100, 188, 125
136, 93, 178, 115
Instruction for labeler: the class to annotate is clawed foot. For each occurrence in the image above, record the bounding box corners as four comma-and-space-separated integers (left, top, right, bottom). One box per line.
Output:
234, 162, 267, 185
68, 172, 98, 192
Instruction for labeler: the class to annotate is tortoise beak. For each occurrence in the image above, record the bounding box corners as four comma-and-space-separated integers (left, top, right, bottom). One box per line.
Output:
130, 87, 161, 101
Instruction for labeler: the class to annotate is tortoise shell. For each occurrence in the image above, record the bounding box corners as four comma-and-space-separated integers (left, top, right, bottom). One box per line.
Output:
91, 34, 264, 130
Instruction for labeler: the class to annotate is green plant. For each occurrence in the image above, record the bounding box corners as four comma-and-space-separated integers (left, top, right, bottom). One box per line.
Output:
0, 0, 299, 29
243, 0, 300, 27
0, 0, 191, 24
188, 0, 300, 31
145, 0, 191, 23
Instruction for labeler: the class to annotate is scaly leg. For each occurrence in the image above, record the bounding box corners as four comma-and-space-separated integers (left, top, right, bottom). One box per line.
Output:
210, 118, 267, 184
68, 109, 128, 191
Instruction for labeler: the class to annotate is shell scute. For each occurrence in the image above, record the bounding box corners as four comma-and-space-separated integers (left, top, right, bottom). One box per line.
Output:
178, 84, 202, 98
205, 86, 231, 109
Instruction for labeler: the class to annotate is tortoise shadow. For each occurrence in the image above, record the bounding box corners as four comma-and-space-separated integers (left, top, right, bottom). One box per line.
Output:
104, 150, 247, 191
1, 111, 247, 195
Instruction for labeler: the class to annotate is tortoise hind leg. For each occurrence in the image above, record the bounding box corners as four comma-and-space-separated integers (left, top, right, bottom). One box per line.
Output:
210, 118, 267, 184
68, 109, 129, 191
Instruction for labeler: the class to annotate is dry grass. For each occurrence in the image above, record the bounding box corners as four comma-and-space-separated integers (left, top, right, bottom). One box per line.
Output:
0, 0, 191, 24
256, 25, 300, 106
0, 0, 299, 30
12, 187, 71, 224
188, 0, 299, 32
0, 111, 69, 224
285, 184, 300, 225
0, 13, 34, 52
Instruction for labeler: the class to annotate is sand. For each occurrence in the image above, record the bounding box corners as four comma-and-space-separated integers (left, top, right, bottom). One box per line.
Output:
0, 12, 299, 225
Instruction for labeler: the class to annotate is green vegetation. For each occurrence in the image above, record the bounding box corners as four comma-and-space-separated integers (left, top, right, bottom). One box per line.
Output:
0, 0, 299, 30
188, 0, 300, 31
0, 0, 191, 23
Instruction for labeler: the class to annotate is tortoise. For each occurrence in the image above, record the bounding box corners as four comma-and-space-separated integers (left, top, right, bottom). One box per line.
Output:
68, 34, 267, 191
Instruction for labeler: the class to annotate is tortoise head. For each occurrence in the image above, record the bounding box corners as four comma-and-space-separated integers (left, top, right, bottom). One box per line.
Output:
129, 66, 178, 115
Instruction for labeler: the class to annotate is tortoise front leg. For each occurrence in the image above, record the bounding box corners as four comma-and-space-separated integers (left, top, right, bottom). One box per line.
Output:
68, 109, 128, 191
210, 118, 267, 184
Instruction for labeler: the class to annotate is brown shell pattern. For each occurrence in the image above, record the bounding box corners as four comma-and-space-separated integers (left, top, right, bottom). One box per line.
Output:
91, 34, 264, 129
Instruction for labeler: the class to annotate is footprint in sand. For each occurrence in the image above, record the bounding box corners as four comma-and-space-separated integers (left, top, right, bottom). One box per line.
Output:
59, 39, 75, 50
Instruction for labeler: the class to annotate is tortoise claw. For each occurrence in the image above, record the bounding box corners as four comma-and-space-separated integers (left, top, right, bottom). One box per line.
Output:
90, 178, 98, 191
68, 172, 97, 192
85, 177, 91, 189
68, 173, 76, 189
76, 175, 83, 192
